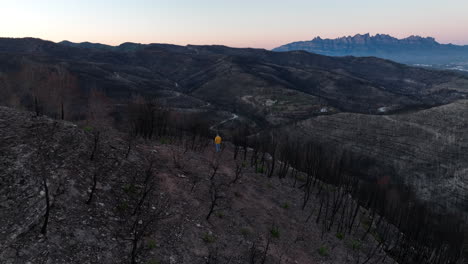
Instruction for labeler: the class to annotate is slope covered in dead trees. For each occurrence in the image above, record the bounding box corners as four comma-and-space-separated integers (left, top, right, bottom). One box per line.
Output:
1, 106, 465, 264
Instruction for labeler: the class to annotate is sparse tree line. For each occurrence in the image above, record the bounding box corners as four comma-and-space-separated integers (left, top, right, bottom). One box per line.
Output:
230, 127, 467, 264
126, 101, 467, 263
126, 97, 212, 152
19, 64, 81, 120
113, 158, 171, 264
29, 100, 169, 264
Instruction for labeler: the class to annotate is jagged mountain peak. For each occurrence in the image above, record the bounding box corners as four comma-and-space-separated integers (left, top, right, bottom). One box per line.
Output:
273, 33, 468, 66
305, 33, 438, 45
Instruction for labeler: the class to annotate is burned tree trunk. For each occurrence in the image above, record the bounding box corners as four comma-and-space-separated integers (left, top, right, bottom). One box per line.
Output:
89, 131, 100, 161
40, 173, 50, 235
86, 171, 98, 205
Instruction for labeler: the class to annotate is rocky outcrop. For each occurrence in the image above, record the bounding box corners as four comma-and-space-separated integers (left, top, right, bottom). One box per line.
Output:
273, 33, 468, 68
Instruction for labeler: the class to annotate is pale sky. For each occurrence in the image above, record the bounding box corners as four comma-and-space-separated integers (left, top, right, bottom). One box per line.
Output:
1, 0, 467, 49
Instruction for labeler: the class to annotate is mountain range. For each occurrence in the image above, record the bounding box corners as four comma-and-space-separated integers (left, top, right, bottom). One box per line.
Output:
273, 34, 468, 71
0, 37, 467, 218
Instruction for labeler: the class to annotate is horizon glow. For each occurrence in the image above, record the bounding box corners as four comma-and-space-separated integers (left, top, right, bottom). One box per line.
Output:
1, 0, 467, 49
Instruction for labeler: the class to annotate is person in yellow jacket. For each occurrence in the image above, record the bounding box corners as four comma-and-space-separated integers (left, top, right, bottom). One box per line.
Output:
214, 134, 222, 152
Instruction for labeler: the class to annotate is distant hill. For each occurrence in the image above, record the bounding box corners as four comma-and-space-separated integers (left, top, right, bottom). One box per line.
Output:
59, 40, 144, 52
273, 34, 468, 71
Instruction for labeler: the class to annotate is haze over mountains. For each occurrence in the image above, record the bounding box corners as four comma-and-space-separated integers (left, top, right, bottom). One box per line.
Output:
274, 34, 468, 72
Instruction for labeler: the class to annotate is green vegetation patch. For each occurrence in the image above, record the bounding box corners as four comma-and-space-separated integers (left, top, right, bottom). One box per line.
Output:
318, 246, 329, 256
116, 201, 129, 212
296, 174, 306, 182
83, 126, 94, 132
270, 226, 280, 238
240, 227, 251, 238
202, 233, 216, 243
147, 239, 157, 249
256, 167, 265, 174
349, 239, 362, 251
216, 212, 225, 218
159, 137, 170, 144
123, 183, 137, 194
336, 232, 344, 240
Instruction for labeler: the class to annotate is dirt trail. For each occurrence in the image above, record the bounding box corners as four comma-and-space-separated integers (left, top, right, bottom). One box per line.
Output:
209, 113, 239, 131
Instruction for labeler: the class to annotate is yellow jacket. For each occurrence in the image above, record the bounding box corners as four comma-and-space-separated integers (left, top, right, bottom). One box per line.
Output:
214, 136, 222, 144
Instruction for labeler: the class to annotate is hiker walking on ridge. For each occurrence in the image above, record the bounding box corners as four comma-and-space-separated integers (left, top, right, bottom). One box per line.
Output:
214, 134, 222, 152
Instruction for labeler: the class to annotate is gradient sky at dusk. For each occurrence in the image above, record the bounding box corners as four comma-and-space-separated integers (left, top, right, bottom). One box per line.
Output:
2, 0, 467, 49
